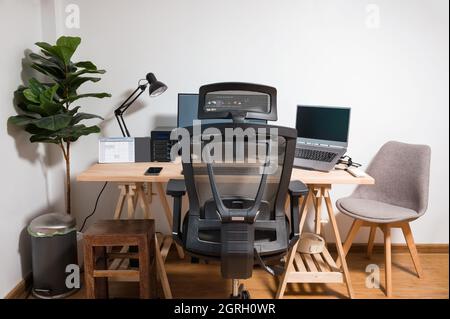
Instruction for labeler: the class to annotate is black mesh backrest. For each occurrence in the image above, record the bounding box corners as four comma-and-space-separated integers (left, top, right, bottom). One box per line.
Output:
182, 123, 297, 221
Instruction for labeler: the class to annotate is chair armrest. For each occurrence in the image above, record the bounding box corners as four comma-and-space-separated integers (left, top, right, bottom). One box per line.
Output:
288, 180, 309, 248
167, 179, 186, 197
166, 179, 186, 245
288, 180, 308, 197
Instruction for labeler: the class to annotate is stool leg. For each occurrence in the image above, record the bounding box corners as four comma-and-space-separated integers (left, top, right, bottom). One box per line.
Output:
149, 234, 157, 298
138, 238, 151, 299
94, 246, 109, 299
84, 242, 95, 299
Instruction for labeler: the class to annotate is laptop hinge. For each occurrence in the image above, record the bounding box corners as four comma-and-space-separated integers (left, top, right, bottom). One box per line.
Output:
297, 141, 345, 149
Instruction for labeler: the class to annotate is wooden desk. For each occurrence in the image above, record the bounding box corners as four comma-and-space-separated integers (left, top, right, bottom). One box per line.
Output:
77, 162, 374, 299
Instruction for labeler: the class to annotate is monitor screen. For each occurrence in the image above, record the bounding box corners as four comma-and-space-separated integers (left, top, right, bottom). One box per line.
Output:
178, 93, 267, 128
296, 106, 350, 144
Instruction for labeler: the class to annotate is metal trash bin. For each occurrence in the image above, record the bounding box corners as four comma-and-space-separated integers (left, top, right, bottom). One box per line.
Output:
28, 213, 78, 298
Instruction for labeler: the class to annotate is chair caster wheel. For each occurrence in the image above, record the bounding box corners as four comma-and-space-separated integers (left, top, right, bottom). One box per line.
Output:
230, 284, 251, 299
240, 290, 250, 299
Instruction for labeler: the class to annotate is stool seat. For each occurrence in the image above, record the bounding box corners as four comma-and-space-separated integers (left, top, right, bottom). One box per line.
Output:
83, 219, 156, 299
84, 219, 155, 237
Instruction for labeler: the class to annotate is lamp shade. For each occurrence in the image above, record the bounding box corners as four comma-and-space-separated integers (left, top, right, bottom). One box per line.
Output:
146, 73, 168, 97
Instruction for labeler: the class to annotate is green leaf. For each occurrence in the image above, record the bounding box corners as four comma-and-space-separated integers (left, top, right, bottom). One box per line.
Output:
70, 69, 106, 79
75, 61, 97, 70
14, 88, 35, 113
23, 89, 39, 103
26, 105, 48, 116
24, 125, 53, 135
41, 83, 59, 101
71, 112, 103, 125
31, 63, 65, 81
55, 36, 81, 65
29, 135, 60, 144
68, 106, 81, 115
29, 53, 65, 71
63, 92, 111, 103
33, 113, 72, 131
40, 100, 64, 115
28, 78, 46, 96
56, 124, 101, 142
39, 84, 63, 115
66, 76, 101, 94
8, 115, 38, 127
35, 41, 64, 61
56, 36, 81, 51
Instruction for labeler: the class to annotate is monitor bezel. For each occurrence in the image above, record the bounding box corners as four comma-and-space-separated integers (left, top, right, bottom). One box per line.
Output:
177, 93, 198, 128
295, 105, 351, 148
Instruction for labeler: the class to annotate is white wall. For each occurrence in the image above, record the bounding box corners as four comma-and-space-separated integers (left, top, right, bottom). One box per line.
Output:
0, 0, 54, 298
58, 0, 448, 244
0, 0, 448, 296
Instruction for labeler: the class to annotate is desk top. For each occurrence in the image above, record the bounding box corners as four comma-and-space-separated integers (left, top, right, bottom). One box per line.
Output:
77, 162, 374, 185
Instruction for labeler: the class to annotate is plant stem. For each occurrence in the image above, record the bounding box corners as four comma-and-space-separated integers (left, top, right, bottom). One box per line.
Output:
65, 141, 71, 215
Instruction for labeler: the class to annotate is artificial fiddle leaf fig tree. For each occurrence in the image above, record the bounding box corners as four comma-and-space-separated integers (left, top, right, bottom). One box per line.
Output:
8, 36, 111, 215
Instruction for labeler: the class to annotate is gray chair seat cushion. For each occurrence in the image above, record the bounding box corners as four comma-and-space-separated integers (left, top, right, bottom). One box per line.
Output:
336, 197, 419, 223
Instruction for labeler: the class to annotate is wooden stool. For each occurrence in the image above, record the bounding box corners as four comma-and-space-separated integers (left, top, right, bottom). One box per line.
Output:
83, 219, 156, 299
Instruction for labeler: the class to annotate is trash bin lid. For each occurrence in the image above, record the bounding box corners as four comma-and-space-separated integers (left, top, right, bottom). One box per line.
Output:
28, 213, 77, 237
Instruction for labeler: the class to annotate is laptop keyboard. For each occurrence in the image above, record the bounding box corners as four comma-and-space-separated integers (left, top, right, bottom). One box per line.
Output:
295, 148, 338, 163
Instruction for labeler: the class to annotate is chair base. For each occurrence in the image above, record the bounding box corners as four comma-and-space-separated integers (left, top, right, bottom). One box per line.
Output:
230, 280, 250, 299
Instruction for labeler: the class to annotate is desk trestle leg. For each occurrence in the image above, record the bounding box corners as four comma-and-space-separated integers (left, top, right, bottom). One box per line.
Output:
111, 182, 173, 299
276, 185, 355, 299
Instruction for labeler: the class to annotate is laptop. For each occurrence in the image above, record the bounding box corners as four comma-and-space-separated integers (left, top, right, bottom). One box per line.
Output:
294, 105, 351, 172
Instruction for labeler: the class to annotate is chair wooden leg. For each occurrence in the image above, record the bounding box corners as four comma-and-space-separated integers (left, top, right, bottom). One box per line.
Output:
383, 225, 392, 297
336, 219, 363, 268
138, 237, 151, 299
367, 225, 377, 259
401, 223, 423, 278
84, 243, 95, 299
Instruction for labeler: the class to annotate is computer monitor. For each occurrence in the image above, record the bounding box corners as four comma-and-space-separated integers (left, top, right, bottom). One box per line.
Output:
296, 105, 351, 147
177, 93, 267, 128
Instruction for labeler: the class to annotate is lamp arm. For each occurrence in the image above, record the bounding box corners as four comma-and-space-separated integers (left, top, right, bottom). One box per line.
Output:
114, 83, 148, 137
120, 85, 147, 114
115, 113, 129, 137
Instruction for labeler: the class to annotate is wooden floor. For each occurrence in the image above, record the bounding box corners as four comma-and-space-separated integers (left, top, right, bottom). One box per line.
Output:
25, 249, 448, 299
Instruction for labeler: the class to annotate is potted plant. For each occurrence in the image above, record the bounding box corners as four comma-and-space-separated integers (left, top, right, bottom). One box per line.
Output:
8, 36, 111, 215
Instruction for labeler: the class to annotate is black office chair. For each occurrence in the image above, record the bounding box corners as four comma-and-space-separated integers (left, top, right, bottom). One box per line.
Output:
167, 83, 308, 298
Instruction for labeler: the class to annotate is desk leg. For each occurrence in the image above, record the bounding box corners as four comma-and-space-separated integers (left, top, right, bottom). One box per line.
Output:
113, 185, 126, 219
313, 188, 323, 236
275, 191, 311, 299
276, 185, 355, 299
135, 182, 152, 219
155, 182, 185, 259
323, 187, 354, 299
112, 182, 172, 299
109, 184, 137, 270
135, 182, 172, 299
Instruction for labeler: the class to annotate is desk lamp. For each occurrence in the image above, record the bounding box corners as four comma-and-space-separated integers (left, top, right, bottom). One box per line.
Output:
114, 73, 167, 137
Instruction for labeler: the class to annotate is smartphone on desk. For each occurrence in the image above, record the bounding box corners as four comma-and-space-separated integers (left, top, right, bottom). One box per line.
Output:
145, 167, 163, 175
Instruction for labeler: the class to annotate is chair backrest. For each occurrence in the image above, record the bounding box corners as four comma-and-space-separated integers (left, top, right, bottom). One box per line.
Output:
182, 123, 297, 221
353, 141, 431, 216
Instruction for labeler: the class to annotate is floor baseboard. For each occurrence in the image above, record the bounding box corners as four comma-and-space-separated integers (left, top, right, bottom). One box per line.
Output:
4, 273, 32, 299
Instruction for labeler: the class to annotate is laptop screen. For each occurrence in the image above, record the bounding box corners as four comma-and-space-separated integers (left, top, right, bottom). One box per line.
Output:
296, 105, 351, 147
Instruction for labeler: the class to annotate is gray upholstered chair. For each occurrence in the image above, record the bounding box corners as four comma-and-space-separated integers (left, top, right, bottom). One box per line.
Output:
336, 141, 431, 297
